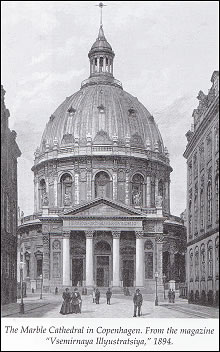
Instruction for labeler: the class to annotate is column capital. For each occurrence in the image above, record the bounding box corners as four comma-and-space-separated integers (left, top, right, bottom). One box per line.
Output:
155, 234, 164, 243
63, 230, 71, 239
85, 230, 94, 239
135, 230, 144, 239
112, 230, 121, 239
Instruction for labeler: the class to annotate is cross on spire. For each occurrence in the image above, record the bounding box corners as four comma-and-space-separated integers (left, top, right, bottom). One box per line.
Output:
95, 2, 107, 26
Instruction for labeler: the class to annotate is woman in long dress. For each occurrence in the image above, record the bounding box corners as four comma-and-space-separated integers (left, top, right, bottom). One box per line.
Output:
60, 288, 71, 315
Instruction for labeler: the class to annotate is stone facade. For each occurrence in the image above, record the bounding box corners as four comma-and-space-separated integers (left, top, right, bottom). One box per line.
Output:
1, 85, 21, 304
184, 71, 219, 306
18, 24, 186, 295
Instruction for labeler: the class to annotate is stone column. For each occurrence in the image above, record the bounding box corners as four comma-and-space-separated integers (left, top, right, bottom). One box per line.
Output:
54, 177, 58, 207
103, 56, 106, 72
112, 231, 120, 287
135, 230, 144, 287
42, 229, 50, 292
62, 231, 71, 286
155, 178, 159, 199
86, 170, 92, 201
85, 230, 94, 287
113, 171, 118, 201
125, 171, 130, 205
34, 178, 38, 213
74, 172, 80, 205
97, 56, 100, 72
155, 234, 164, 298
146, 176, 151, 207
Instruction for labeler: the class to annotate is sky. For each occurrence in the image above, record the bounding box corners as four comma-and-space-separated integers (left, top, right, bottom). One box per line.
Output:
1, 1, 219, 217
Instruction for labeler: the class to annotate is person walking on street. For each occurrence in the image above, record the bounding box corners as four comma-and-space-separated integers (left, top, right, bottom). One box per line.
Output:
168, 289, 172, 303
60, 288, 71, 315
133, 289, 143, 317
95, 288, 100, 304
171, 289, 175, 303
71, 288, 82, 313
106, 288, 112, 305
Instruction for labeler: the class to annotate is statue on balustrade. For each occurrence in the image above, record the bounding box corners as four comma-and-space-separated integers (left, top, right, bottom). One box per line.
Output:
132, 190, 142, 206
64, 190, 71, 206
156, 195, 163, 208
42, 190, 49, 206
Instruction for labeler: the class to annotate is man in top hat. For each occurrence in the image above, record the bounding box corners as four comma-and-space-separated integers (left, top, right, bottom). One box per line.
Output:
133, 289, 143, 317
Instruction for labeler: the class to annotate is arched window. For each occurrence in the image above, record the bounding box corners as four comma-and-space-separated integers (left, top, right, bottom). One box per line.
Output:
95, 171, 111, 198
207, 241, 213, 278
61, 173, 72, 207
189, 249, 193, 280
200, 189, 204, 229
95, 240, 111, 253
195, 247, 199, 280
207, 181, 212, 224
216, 237, 219, 277
131, 174, 144, 207
144, 240, 154, 279
200, 244, 205, 278
215, 175, 219, 220
39, 179, 48, 207
158, 180, 164, 197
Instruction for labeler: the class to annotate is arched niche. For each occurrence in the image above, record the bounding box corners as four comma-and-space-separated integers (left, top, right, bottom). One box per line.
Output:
60, 173, 73, 207
131, 173, 144, 206
95, 171, 111, 198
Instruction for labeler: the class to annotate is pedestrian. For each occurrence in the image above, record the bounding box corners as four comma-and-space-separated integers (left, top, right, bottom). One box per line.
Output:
92, 288, 96, 303
55, 287, 58, 295
168, 289, 172, 303
171, 289, 175, 303
106, 288, 112, 305
60, 288, 71, 315
133, 289, 143, 317
71, 288, 82, 314
95, 288, 100, 304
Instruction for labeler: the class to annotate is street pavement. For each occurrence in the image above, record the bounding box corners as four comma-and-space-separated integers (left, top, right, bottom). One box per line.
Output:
1, 293, 219, 319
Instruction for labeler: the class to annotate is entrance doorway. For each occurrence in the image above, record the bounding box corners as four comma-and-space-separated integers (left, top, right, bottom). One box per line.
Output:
72, 258, 83, 286
96, 256, 109, 286
123, 260, 134, 287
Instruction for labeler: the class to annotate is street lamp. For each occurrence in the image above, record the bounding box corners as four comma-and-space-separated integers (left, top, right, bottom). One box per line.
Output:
40, 274, 43, 299
162, 274, 166, 299
155, 271, 159, 306
19, 262, 24, 314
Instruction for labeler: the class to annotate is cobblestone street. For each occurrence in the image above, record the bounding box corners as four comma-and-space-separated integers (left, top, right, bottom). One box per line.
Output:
1, 293, 219, 319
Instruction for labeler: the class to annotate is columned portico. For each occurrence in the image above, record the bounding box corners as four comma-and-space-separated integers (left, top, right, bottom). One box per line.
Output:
135, 230, 144, 287
112, 230, 120, 287
85, 230, 94, 287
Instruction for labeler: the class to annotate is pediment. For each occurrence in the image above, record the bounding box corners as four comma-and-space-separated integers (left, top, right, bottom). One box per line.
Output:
62, 198, 146, 218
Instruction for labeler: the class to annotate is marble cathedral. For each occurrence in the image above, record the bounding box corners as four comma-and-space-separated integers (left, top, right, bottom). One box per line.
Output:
17, 10, 186, 295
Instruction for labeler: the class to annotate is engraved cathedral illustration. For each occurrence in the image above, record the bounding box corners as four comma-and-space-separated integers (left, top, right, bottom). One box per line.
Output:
17, 11, 186, 296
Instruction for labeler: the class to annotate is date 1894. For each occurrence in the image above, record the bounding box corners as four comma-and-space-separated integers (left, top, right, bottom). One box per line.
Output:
154, 338, 173, 345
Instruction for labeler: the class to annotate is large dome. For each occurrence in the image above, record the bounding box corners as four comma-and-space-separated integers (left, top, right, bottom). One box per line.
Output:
40, 82, 164, 154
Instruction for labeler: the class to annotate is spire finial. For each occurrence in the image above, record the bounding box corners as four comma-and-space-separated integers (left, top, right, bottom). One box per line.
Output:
96, 2, 107, 26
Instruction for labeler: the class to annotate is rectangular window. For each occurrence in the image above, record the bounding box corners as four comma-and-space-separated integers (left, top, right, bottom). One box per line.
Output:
37, 259, 42, 277
53, 252, 61, 278
145, 252, 153, 279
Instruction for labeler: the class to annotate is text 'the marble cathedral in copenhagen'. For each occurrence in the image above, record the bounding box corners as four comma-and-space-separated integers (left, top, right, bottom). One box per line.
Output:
17, 13, 186, 296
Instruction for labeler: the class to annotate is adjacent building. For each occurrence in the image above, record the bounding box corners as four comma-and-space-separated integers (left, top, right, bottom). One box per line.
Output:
1, 85, 21, 304
184, 71, 219, 306
17, 22, 186, 295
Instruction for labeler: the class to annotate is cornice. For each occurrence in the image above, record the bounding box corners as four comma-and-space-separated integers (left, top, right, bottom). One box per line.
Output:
184, 96, 219, 159
187, 225, 219, 247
